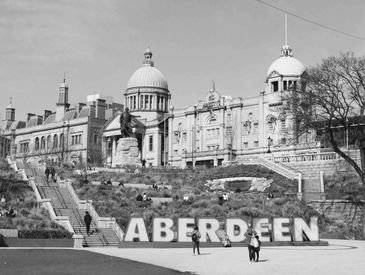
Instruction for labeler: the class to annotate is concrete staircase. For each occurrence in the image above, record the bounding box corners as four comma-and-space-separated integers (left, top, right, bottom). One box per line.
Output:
19, 162, 120, 247
236, 154, 324, 202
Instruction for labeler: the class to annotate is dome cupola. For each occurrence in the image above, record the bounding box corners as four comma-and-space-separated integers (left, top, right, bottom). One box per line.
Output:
124, 47, 170, 116
267, 45, 305, 77
126, 47, 168, 91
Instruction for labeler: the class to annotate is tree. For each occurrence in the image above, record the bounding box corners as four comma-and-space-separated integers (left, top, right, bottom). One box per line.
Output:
285, 52, 365, 183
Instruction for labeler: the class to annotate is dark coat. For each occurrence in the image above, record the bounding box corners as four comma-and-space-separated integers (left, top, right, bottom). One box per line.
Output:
84, 213, 92, 225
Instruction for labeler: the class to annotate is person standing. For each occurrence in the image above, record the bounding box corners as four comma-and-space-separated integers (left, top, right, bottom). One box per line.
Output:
44, 167, 50, 182
50, 167, 56, 182
84, 211, 92, 236
252, 235, 261, 262
192, 226, 201, 256
244, 223, 257, 262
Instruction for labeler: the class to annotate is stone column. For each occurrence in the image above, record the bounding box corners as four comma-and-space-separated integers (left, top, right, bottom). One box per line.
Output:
259, 91, 265, 152
112, 137, 117, 165
320, 171, 326, 200
297, 173, 303, 200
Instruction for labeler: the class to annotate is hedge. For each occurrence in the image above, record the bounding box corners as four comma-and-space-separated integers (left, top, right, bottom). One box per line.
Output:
18, 229, 73, 239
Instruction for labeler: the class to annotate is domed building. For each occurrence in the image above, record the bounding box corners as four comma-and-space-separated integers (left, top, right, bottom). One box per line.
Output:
168, 44, 310, 168
124, 47, 171, 121
103, 47, 171, 167
266, 45, 305, 93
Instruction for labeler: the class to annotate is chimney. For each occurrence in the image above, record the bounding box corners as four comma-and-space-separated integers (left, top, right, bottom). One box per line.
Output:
44, 110, 52, 121
89, 104, 96, 118
37, 115, 43, 125
95, 99, 106, 119
75, 103, 86, 114
26, 113, 35, 122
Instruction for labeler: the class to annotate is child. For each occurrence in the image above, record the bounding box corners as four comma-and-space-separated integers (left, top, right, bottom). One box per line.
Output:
252, 235, 261, 262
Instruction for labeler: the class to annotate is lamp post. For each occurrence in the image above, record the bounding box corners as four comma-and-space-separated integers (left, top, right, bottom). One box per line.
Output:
267, 136, 273, 153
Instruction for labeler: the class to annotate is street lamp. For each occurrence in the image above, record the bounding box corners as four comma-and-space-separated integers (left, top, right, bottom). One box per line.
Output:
267, 136, 273, 153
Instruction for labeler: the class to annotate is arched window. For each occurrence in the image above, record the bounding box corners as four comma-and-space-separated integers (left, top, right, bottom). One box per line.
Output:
53, 134, 58, 149
59, 133, 64, 149
40, 136, 45, 150
47, 135, 52, 149
266, 115, 277, 132
35, 137, 40, 151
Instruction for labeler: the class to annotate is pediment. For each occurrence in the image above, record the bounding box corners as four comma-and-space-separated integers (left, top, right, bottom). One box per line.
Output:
268, 71, 281, 79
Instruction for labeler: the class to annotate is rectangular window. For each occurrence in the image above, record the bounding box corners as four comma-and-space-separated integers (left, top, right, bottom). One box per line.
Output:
281, 120, 286, 131
149, 135, 153, 152
243, 142, 248, 149
254, 141, 259, 147
243, 126, 249, 136
272, 81, 279, 92
182, 132, 187, 143
145, 95, 149, 109
253, 122, 259, 134
283, 81, 287, 90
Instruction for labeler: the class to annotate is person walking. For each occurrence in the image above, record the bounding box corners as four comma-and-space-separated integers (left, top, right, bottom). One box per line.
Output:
84, 211, 92, 236
192, 226, 201, 256
50, 167, 56, 182
252, 235, 261, 262
44, 167, 50, 182
244, 223, 257, 262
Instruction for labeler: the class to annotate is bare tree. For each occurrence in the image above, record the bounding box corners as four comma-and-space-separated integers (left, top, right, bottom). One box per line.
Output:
284, 52, 365, 183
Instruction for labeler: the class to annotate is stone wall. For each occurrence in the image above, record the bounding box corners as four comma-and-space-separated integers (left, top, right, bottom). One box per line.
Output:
311, 200, 365, 239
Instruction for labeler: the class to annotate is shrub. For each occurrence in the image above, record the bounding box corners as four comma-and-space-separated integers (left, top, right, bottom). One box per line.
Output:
18, 229, 73, 239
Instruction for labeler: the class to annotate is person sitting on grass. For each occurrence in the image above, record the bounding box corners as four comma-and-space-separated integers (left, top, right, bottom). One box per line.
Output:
6, 206, 16, 218
136, 194, 143, 202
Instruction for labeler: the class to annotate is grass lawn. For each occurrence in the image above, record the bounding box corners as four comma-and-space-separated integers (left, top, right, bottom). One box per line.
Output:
0, 249, 193, 275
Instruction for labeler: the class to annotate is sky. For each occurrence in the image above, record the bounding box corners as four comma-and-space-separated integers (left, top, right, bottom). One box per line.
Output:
1, 0, 365, 121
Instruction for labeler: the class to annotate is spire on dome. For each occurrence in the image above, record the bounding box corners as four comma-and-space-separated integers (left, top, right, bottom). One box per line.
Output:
281, 45, 293, 57
7, 97, 13, 109
209, 80, 216, 92
280, 14, 293, 57
143, 46, 154, 67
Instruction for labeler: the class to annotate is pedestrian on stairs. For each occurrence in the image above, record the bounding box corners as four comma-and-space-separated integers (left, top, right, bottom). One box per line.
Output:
84, 211, 92, 236
45, 167, 50, 182
50, 167, 56, 182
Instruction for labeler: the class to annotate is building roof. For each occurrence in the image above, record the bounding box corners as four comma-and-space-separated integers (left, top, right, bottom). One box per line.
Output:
126, 48, 168, 90
267, 45, 305, 77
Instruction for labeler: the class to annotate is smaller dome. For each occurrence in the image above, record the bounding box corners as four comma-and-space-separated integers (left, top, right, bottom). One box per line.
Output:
267, 45, 305, 77
59, 82, 68, 88
59, 75, 68, 88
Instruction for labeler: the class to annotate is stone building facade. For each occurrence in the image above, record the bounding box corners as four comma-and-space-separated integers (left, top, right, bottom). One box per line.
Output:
1, 79, 122, 166
168, 44, 316, 167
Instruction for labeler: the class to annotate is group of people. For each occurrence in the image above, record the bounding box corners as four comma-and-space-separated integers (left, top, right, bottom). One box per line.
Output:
152, 182, 166, 190
136, 192, 152, 202
44, 166, 57, 182
0, 206, 16, 218
191, 224, 261, 262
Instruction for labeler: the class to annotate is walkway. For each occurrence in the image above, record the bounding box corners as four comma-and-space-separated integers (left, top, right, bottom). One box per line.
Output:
87, 239, 365, 275
18, 162, 119, 247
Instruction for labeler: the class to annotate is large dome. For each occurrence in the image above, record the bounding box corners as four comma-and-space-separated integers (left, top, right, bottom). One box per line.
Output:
126, 47, 168, 90
267, 45, 305, 77
127, 66, 168, 90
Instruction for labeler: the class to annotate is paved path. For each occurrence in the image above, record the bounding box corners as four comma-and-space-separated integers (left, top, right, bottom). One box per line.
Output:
87, 239, 365, 275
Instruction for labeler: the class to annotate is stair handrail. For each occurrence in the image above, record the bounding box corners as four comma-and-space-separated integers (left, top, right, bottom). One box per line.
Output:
65, 181, 124, 242
7, 158, 75, 234
257, 155, 299, 179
